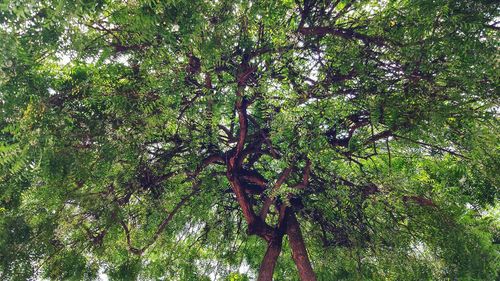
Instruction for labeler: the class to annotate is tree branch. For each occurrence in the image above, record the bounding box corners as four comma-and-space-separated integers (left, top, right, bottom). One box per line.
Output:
260, 167, 293, 221
292, 159, 311, 189
299, 26, 395, 47
393, 134, 470, 159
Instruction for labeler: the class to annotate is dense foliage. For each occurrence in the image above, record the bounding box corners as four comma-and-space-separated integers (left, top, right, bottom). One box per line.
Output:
0, 0, 499, 280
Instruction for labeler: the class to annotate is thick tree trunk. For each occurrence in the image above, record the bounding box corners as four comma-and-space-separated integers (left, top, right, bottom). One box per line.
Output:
286, 211, 317, 281
257, 236, 283, 281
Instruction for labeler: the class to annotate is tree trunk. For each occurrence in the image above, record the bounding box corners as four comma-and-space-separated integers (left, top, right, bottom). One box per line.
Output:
257, 236, 283, 281
286, 211, 317, 281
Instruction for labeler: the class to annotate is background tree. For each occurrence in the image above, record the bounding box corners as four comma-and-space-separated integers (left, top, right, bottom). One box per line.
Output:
0, 0, 499, 280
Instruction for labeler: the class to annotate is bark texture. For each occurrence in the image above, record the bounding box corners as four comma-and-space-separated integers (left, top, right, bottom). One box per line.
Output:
286, 211, 317, 281
257, 236, 283, 281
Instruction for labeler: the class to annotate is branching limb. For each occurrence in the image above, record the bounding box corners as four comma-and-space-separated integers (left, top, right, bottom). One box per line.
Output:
259, 167, 293, 221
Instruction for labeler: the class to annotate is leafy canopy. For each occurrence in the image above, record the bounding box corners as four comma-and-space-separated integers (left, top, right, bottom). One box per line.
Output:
0, 0, 499, 280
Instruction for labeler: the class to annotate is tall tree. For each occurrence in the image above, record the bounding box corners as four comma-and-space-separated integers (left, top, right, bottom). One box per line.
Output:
0, 0, 499, 280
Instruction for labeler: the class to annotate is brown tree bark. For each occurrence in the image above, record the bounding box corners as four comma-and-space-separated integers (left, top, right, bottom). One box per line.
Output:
257, 235, 284, 281
228, 62, 316, 280
286, 211, 317, 281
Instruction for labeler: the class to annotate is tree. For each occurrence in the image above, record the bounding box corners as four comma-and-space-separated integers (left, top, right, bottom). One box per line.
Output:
0, 0, 499, 280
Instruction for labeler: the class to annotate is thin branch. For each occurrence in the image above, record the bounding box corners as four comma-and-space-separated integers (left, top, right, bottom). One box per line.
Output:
299, 26, 397, 47
141, 186, 201, 252
260, 167, 293, 221
189, 154, 225, 179
119, 219, 142, 255
393, 134, 470, 159
292, 159, 311, 189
